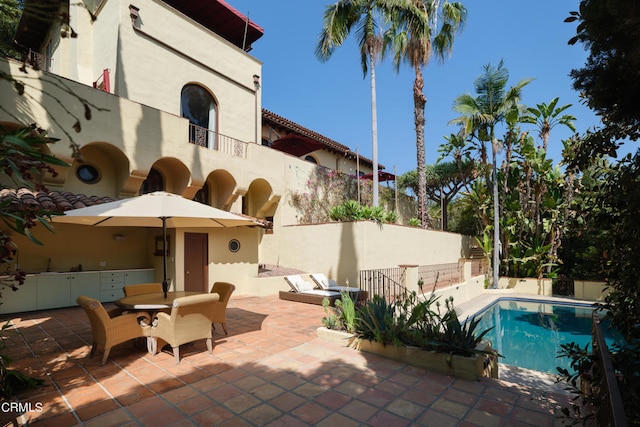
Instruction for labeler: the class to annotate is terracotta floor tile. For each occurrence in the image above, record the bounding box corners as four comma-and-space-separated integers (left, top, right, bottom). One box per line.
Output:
338, 399, 378, 422
24, 411, 79, 427
223, 392, 262, 413
127, 396, 171, 418
138, 406, 186, 426
6, 296, 569, 427
61, 382, 111, 407
386, 397, 425, 419
241, 403, 283, 425
190, 404, 235, 425
366, 410, 411, 427
74, 398, 120, 421
114, 386, 156, 406
291, 402, 332, 425
175, 393, 216, 415
148, 377, 184, 394
268, 391, 307, 412
82, 408, 135, 427
162, 386, 200, 403
314, 389, 351, 410
464, 408, 504, 427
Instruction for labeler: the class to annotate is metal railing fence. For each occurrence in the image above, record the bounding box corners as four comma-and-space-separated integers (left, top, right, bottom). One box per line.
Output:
188, 124, 248, 158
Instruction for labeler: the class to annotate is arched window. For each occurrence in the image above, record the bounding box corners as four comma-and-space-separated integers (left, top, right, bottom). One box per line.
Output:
181, 84, 217, 149
140, 168, 164, 194
304, 155, 318, 164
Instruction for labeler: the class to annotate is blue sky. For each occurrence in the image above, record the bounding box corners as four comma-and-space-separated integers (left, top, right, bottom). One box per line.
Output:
231, 0, 600, 176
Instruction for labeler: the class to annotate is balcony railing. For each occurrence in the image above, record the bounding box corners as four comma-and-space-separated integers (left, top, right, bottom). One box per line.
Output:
28, 50, 48, 71
188, 124, 248, 158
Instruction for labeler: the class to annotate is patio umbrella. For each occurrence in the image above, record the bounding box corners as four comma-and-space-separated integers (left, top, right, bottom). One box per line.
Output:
270, 134, 325, 157
53, 191, 259, 297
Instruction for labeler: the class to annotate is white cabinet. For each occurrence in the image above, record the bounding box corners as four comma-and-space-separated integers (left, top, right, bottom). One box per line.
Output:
0, 276, 37, 314
0, 269, 155, 313
124, 269, 154, 285
100, 271, 126, 302
36, 274, 70, 310
70, 272, 101, 304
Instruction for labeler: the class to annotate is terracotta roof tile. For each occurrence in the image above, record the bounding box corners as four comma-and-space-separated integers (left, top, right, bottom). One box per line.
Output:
0, 188, 115, 213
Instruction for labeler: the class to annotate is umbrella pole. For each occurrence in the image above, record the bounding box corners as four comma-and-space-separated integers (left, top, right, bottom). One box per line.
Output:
162, 217, 168, 298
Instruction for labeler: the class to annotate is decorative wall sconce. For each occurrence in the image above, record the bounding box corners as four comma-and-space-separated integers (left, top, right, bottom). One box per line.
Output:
129, 5, 140, 24
154, 236, 170, 256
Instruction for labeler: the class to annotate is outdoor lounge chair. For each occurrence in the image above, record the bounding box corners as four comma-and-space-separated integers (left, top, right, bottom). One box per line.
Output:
77, 296, 150, 365
210, 282, 235, 335
147, 293, 218, 364
309, 273, 362, 301
279, 275, 341, 306
309, 273, 361, 292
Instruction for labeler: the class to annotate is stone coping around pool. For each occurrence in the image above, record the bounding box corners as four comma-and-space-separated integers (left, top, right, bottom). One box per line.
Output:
453, 290, 596, 321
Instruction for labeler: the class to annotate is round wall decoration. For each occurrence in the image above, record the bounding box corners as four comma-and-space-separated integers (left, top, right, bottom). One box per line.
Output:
228, 239, 240, 253
76, 164, 101, 184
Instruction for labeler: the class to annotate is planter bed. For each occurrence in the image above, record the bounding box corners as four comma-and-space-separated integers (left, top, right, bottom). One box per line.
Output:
317, 327, 498, 381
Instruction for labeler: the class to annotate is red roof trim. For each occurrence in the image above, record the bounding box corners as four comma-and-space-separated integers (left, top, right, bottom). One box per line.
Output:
262, 109, 383, 170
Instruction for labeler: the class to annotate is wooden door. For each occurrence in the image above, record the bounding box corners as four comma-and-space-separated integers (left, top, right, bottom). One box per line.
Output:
184, 232, 208, 292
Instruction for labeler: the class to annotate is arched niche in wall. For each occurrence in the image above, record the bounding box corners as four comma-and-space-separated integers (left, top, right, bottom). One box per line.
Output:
244, 178, 273, 218
198, 169, 237, 210
142, 157, 191, 195
68, 142, 130, 198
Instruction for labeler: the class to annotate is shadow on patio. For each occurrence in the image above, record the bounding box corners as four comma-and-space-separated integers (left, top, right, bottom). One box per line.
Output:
2, 295, 571, 426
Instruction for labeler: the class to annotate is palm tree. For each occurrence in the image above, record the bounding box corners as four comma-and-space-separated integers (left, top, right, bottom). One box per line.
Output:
521, 97, 576, 151
385, 0, 466, 227
450, 60, 533, 288
316, 0, 426, 207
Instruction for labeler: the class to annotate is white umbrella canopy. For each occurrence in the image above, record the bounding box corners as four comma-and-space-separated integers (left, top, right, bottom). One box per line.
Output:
53, 191, 257, 228
53, 191, 259, 296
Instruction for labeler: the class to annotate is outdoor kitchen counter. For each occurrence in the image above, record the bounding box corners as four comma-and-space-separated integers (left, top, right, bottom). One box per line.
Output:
0, 268, 155, 315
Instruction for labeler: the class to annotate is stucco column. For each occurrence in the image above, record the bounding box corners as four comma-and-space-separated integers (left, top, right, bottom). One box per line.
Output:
399, 264, 419, 294
460, 259, 473, 283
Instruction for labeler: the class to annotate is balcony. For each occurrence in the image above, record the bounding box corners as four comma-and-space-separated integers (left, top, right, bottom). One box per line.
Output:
188, 123, 248, 158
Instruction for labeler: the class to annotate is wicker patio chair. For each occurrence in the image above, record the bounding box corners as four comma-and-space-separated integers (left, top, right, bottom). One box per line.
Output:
210, 282, 235, 335
123, 283, 163, 296
77, 296, 150, 365
148, 293, 218, 364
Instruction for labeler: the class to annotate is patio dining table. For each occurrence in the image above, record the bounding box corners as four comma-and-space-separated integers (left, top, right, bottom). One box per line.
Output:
115, 291, 217, 355
115, 291, 211, 310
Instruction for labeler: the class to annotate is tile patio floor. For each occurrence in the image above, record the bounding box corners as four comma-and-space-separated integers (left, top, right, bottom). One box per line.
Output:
2, 295, 573, 426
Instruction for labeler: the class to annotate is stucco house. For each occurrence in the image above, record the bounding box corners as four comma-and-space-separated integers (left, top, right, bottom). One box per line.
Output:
0, 0, 473, 314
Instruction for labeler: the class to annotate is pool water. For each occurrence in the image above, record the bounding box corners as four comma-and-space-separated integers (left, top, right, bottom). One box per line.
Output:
472, 299, 621, 374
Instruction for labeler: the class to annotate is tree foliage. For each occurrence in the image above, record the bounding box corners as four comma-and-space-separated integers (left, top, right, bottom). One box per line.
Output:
564, 0, 640, 167
397, 159, 474, 231
384, 0, 466, 228
0, 0, 22, 60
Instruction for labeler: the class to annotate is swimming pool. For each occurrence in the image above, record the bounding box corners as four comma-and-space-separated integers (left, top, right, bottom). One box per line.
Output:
472, 298, 620, 374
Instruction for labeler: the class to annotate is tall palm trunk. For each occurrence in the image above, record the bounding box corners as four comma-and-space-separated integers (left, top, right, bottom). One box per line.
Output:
492, 136, 500, 288
369, 45, 379, 207
414, 65, 427, 227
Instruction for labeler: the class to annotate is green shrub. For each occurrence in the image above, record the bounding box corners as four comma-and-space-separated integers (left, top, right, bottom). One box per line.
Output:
352, 291, 497, 359
329, 200, 397, 224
